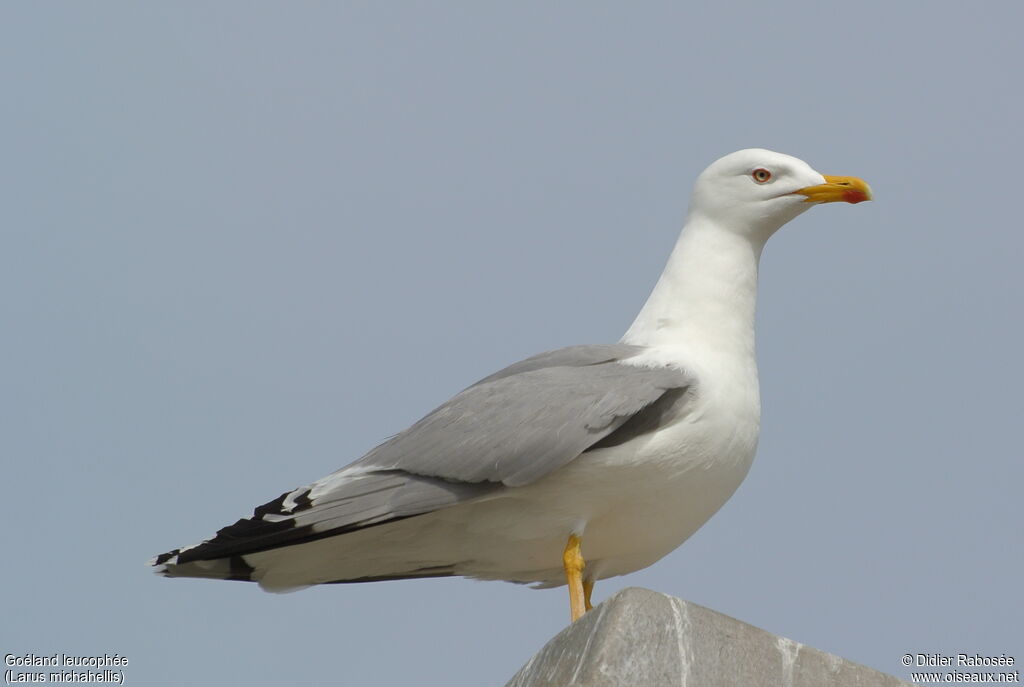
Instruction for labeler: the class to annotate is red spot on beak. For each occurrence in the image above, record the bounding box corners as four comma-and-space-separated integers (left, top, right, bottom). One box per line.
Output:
843, 189, 869, 204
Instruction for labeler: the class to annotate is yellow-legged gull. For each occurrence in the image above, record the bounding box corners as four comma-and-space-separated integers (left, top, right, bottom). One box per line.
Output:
151, 148, 872, 622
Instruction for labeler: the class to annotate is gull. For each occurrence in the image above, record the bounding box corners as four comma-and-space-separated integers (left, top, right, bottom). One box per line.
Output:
151, 148, 872, 622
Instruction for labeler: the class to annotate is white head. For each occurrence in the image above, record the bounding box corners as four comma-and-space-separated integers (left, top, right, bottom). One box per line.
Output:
623, 149, 871, 348
688, 148, 872, 245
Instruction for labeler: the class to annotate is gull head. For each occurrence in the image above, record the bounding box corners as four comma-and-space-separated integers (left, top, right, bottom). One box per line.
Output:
688, 148, 872, 243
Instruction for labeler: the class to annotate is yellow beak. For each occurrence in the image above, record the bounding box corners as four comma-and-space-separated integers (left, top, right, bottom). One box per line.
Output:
795, 175, 873, 204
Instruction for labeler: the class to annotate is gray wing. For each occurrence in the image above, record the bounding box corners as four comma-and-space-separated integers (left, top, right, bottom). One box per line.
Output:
356, 350, 690, 486
153, 344, 693, 575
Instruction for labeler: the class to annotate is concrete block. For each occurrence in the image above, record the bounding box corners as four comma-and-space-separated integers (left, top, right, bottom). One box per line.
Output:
507, 587, 910, 687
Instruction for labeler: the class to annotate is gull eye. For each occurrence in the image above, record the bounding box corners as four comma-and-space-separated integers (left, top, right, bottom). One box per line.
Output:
752, 168, 772, 184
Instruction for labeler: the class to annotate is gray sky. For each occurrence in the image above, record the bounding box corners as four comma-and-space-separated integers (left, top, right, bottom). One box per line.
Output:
2, 3, 1021, 685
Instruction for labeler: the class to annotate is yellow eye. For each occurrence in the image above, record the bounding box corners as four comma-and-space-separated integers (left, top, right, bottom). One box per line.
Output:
752, 168, 772, 183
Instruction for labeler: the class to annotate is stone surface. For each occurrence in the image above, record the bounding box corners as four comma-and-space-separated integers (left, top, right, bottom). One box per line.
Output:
506, 588, 911, 687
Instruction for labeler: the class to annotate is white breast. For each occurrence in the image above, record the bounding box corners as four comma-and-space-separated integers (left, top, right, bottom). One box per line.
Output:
569, 347, 761, 580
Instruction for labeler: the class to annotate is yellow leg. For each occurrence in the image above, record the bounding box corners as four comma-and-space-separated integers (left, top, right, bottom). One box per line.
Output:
583, 579, 594, 611
562, 534, 586, 622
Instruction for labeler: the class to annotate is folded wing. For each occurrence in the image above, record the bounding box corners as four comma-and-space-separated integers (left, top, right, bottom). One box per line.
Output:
151, 344, 692, 582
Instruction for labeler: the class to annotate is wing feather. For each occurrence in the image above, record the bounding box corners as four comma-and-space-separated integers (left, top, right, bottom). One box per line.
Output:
152, 344, 693, 578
